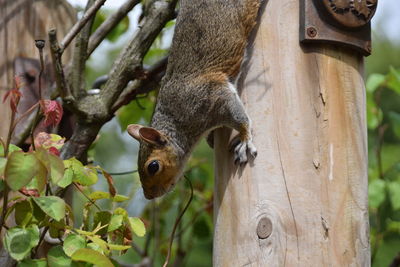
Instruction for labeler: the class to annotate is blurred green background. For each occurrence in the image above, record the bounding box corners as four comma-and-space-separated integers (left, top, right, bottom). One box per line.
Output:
67, 0, 400, 266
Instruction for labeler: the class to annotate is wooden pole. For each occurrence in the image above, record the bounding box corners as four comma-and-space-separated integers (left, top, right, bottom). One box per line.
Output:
213, 0, 370, 266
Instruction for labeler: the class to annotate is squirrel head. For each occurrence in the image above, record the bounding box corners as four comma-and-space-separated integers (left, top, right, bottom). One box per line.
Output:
127, 124, 184, 199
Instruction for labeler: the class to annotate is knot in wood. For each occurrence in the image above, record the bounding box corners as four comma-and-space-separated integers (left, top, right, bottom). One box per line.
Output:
256, 217, 272, 239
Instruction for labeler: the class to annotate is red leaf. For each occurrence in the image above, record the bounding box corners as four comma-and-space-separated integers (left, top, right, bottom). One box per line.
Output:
48, 146, 60, 156
19, 188, 40, 197
40, 100, 63, 127
3, 89, 22, 113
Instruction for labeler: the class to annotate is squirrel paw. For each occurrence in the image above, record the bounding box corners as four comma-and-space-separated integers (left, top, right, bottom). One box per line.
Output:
229, 136, 257, 165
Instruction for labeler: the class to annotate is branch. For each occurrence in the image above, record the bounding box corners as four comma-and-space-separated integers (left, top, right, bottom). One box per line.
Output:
48, 29, 74, 104
61, 0, 177, 162
60, 0, 107, 53
87, 0, 140, 57
112, 56, 168, 112
69, 0, 98, 99
100, 0, 177, 110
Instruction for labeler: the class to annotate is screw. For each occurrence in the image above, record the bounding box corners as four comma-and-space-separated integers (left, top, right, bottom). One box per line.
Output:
257, 217, 272, 239
307, 27, 317, 38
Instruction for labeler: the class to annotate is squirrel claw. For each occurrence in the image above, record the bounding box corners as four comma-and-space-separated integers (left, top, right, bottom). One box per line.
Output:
230, 137, 257, 165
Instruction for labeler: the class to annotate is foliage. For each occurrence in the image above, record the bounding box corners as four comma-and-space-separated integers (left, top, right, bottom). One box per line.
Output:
0, 134, 146, 266
367, 67, 400, 267
0, 70, 145, 266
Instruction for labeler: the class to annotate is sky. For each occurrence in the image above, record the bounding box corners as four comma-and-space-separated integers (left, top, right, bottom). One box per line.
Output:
67, 0, 400, 42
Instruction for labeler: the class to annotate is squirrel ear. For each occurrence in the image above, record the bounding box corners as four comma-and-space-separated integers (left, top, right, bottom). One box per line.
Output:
139, 127, 167, 147
127, 124, 143, 141
127, 124, 167, 146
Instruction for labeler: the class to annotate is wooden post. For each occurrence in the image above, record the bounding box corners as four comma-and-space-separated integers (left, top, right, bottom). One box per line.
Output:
213, 0, 370, 266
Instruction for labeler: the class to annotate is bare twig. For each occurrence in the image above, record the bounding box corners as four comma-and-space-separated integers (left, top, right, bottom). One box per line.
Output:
48, 29, 74, 103
162, 176, 193, 267
60, 0, 107, 53
87, 0, 140, 57
70, 0, 98, 99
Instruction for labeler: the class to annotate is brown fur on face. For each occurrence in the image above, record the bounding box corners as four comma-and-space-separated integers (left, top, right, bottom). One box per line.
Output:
128, 124, 185, 199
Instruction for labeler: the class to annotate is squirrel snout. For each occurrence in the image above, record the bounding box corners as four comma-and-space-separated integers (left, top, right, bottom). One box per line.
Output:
143, 185, 165, 199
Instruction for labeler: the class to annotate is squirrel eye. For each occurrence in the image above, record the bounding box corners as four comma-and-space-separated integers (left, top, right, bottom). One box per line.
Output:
147, 160, 160, 175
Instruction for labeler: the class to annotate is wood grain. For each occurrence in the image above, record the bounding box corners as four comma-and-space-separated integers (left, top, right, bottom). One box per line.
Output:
213, 0, 370, 266
0, 0, 75, 140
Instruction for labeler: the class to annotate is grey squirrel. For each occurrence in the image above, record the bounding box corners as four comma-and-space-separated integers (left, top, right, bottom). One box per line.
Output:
128, 0, 260, 199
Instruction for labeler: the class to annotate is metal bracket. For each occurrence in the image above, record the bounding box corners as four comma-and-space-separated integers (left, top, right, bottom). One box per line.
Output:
300, 0, 378, 56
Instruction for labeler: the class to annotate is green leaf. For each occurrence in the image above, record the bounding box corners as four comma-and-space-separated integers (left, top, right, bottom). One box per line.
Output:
89, 191, 110, 200
93, 211, 112, 236
0, 143, 21, 157
0, 157, 7, 176
33, 196, 66, 221
113, 194, 129, 202
4, 225, 40, 261
387, 66, 400, 95
63, 234, 86, 257
48, 245, 72, 267
108, 214, 123, 232
15, 200, 33, 227
71, 248, 114, 267
108, 244, 131, 251
48, 153, 65, 184
373, 234, 400, 267
366, 73, 385, 93
367, 93, 383, 129
58, 167, 73, 188
389, 111, 400, 139
113, 207, 128, 218
388, 181, 400, 210
31, 162, 48, 193
87, 235, 108, 253
369, 179, 386, 209
127, 217, 145, 237
76, 166, 98, 186
5, 151, 40, 191
18, 258, 47, 267
87, 242, 102, 253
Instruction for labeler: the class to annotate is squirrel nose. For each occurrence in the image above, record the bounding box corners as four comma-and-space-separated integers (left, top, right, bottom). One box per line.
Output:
143, 185, 160, 199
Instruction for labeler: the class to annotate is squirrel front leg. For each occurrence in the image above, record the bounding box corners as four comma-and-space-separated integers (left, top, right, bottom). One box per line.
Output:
214, 82, 257, 164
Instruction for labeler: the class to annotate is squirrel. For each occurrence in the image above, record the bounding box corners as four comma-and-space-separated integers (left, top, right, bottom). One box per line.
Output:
128, 0, 261, 199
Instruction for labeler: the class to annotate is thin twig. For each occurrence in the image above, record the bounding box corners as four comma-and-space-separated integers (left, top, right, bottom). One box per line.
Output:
32, 226, 49, 258
70, 0, 98, 99
60, 0, 107, 53
73, 182, 101, 210
87, 0, 140, 57
162, 176, 194, 267
48, 29, 74, 103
